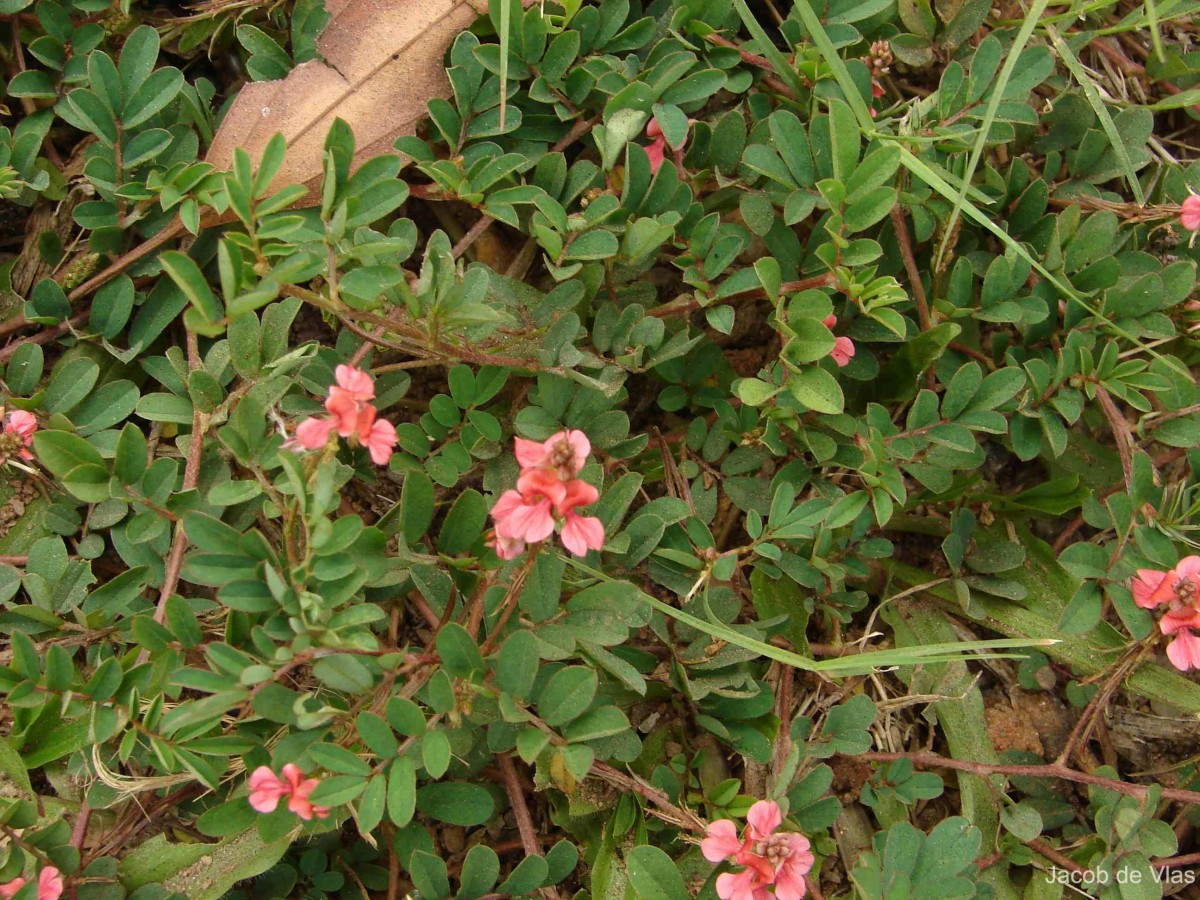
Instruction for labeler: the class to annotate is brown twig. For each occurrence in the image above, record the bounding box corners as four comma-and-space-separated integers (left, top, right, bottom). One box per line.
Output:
649, 274, 836, 319
589, 761, 708, 832
852, 751, 1200, 806
151, 331, 206, 626
1027, 838, 1087, 874
1094, 384, 1134, 493
498, 753, 540, 855
704, 33, 803, 99
890, 205, 931, 332
0, 312, 89, 364
452, 215, 495, 259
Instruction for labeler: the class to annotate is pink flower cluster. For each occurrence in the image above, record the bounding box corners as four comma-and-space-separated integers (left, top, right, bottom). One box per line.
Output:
1181, 194, 1200, 232
0, 867, 63, 900
288, 365, 397, 465
248, 764, 331, 821
489, 431, 604, 559
822, 316, 855, 368
0, 409, 37, 466
1132, 557, 1200, 671
644, 117, 689, 175
702, 801, 814, 900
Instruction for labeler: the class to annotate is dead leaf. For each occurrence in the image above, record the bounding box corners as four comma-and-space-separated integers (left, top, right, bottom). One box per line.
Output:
71, 0, 529, 303
207, 0, 527, 197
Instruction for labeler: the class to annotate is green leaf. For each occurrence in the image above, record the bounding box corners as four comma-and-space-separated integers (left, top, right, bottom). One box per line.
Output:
415, 782, 495, 826
160, 251, 224, 324
495, 630, 539, 699
31, 430, 105, 478
786, 367, 844, 414
435, 623, 485, 678
401, 471, 435, 545
387, 757, 417, 826
625, 845, 689, 900
122, 66, 184, 129
458, 845, 500, 900
537, 666, 597, 726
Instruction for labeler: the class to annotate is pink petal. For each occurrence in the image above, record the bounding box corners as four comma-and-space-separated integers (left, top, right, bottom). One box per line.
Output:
293, 417, 338, 450
556, 478, 599, 514
1167, 630, 1200, 671
774, 835, 814, 900
335, 364, 375, 401
518, 468, 568, 506
282, 763, 306, 791
560, 513, 604, 556
1181, 195, 1200, 231
490, 490, 528, 529
821, 315, 837, 329
646, 117, 663, 139
645, 139, 666, 174
514, 437, 548, 469
701, 819, 742, 862
325, 387, 365, 437
248, 766, 289, 813
1131, 569, 1169, 609
37, 868, 63, 900
490, 532, 526, 560
746, 800, 782, 840
773, 869, 808, 900
366, 418, 397, 466
507, 499, 556, 544
1174, 556, 1200, 583
1160, 608, 1200, 635
830, 336, 855, 367
563, 430, 591, 472
716, 869, 763, 900
6, 410, 37, 443
0, 878, 26, 900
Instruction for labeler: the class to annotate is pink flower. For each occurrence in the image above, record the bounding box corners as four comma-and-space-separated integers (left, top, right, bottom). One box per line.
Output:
37, 869, 62, 900
644, 117, 689, 175
822, 316, 855, 368
702, 801, 814, 900
283, 763, 330, 821
0, 409, 37, 464
248, 765, 292, 813
3, 868, 66, 900
248, 764, 330, 820
1130, 558, 1200, 610
830, 337, 855, 367
557, 479, 604, 556
1181, 194, 1200, 232
286, 366, 395, 465
515, 430, 591, 480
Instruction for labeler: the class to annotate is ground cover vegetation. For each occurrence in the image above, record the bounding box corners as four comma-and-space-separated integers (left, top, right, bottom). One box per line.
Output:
1, 0, 1200, 897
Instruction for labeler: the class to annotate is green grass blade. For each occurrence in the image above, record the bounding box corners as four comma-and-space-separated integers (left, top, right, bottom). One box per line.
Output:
895, 145, 1190, 380
933, 0, 1053, 272
1044, 24, 1146, 206
731, 0, 807, 99
566, 559, 1052, 677
788, 0, 873, 127
499, 0, 510, 131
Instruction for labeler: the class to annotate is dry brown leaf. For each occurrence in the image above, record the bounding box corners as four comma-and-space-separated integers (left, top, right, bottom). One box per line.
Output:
206, 0, 525, 196
71, 0, 526, 302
